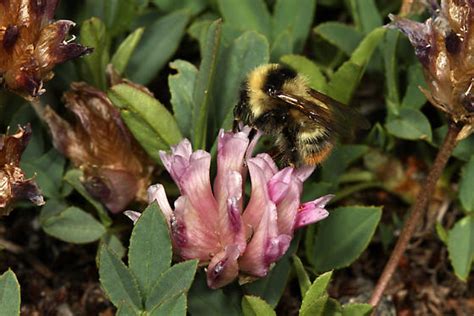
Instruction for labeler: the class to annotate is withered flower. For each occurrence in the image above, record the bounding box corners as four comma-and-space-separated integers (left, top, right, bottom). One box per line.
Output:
0, 125, 44, 216
389, 0, 474, 139
0, 0, 91, 98
44, 82, 153, 213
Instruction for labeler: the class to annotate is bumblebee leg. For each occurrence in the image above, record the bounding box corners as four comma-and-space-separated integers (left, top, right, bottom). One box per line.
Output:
275, 126, 299, 167
248, 128, 258, 142
252, 109, 287, 134
232, 119, 241, 132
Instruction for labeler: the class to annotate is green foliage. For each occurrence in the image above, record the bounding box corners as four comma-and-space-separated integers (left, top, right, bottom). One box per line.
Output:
108, 83, 183, 161
80, 17, 111, 90
308, 206, 382, 272
292, 255, 311, 297
192, 20, 222, 149
3, 0, 474, 313
21, 149, 65, 199
242, 296, 276, 316
0, 270, 21, 316
169, 60, 198, 139
459, 157, 474, 212
386, 108, 432, 141
41, 207, 106, 244
128, 11, 190, 84
447, 215, 474, 281
314, 22, 363, 55
111, 28, 145, 75
299, 271, 373, 316
99, 204, 198, 314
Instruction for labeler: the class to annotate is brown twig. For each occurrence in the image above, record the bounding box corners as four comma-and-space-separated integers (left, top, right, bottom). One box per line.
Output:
369, 122, 462, 309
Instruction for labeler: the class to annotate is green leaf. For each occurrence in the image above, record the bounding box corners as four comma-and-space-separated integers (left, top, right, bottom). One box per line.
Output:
80, 0, 139, 37
302, 271, 332, 303
192, 19, 222, 149
300, 294, 330, 316
342, 303, 372, 316
272, 0, 316, 52
270, 29, 293, 61
128, 11, 190, 84
436, 222, 448, 244
103, 0, 137, 36
0, 269, 20, 316
327, 27, 386, 103
21, 148, 65, 199
119, 111, 167, 163
383, 30, 401, 115
149, 294, 187, 316
242, 296, 276, 316
108, 83, 182, 148
99, 246, 142, 310
311, 206, 382, 272
447, 215, 474, 281
292, 255, 311, 297
188, 19, 213, 55
280, 54, 327, 91
214, 31, 270, 127
459, 156, 474, 212
116, 301, 140, 316
401, 63, 427, 110
42, 207, 106, 244
152, 0, 206, 15
217, 0, 271, 39
386, 108, 432, 141
145, 260, 198, 310
80, 17, 110, 90
169, 60, 198, 139
188, 272, 242, 316
111, 28, 145, 75
129, 203, 172, 298
349, 0, 383, 34
64, 169, 112, 227
39, 199, 68, 222
102, 232, 126, 259
321, 145, 369, 184
314, 22, 363, 55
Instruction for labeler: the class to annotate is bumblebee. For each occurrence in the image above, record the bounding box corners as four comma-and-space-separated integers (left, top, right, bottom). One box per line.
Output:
233, 63, 368, 166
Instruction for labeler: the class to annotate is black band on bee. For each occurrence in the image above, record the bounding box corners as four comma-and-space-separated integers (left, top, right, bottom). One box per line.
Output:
263, 66, 297, 96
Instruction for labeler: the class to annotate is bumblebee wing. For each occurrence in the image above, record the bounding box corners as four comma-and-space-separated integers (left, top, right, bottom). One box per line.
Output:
274, 93, 333, 127
307, 89, 370, 133
275, 89, 369, 137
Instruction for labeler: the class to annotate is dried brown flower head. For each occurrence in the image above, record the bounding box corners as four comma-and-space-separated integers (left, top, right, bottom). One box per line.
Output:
0, 125, 44, 216
0, 0, 91, 99
44, 82, 153, 213
390, 0, 474, 139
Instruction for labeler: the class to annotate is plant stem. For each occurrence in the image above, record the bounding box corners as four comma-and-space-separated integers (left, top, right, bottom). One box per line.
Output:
30, 97, 44, 120
368, 122, 462, 308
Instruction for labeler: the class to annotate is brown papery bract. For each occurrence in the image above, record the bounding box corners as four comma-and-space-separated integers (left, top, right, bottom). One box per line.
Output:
390, 0, 474, 139
44, 82, 154, 213
0, 125, 44, 216
0, 0, 91, 99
